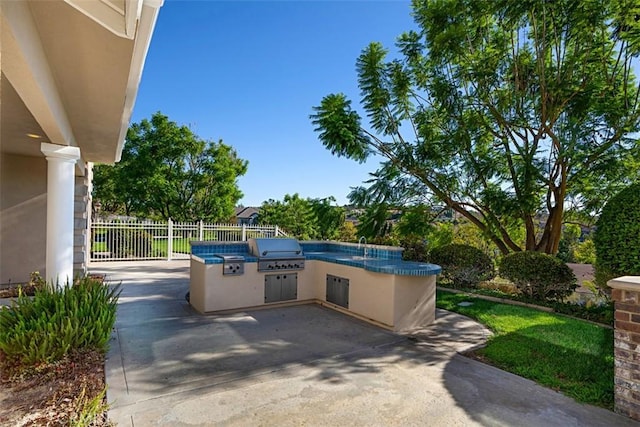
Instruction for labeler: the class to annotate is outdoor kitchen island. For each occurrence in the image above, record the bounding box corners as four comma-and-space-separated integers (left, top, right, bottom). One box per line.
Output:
189, 239, 441, 332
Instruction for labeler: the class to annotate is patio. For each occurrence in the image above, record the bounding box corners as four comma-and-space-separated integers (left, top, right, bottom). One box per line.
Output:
92, 260, 638, 426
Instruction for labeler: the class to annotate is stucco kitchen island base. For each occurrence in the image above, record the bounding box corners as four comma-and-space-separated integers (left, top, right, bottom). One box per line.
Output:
190, 258, 437, 333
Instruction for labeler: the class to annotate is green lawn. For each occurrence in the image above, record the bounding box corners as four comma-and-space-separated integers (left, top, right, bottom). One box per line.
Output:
151, 237, 190, 255
437, 289, 614, 409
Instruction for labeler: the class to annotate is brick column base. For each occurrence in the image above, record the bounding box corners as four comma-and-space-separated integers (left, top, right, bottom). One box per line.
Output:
609, 276, 640, 420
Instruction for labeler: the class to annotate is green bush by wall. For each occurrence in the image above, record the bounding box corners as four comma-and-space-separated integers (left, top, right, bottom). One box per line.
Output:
499, 251, 577, 302
429, 243, 495, 288
593, 183, 640, 289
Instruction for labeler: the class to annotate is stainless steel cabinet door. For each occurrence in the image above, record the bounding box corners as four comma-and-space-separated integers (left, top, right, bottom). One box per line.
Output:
264, 273, 298, 303
326, 274, 349, 308
280, 274, 297, 301
264, 274, 281, 303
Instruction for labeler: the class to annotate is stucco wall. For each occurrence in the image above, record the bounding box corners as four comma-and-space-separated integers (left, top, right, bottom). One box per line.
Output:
0, 153, 47, 284
393, 275, 436, 331
313, 262, 396, 326
190, 258, 437, 332
190, 260, 316, 313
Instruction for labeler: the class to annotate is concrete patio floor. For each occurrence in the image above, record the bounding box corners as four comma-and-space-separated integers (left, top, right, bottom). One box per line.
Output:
90, 260, 639, 427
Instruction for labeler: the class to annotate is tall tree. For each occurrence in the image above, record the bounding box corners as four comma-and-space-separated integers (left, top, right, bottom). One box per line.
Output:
311, 0, 640, 254
308, 196, 346, 240
258, 194, 346, 240
93, 112, 248, 221
258, 194, 318, 239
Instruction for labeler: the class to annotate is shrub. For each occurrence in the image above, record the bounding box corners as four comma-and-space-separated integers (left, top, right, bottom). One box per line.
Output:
0, 271, 46, 298
593, 183, 640, 290
70, 386, 110, 427
429, 243, 495, 288
0, 277, 120, 366
550, 300, 614, 326
400, 236, 429, 262
574, 239, 596, 265
499, 251, 577, 302
106, 228, 154, 258
556, 238, 575, 263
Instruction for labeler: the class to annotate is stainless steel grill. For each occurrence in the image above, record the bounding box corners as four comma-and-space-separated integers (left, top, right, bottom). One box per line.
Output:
215, 255, 245, 275
248, 238, 305, 272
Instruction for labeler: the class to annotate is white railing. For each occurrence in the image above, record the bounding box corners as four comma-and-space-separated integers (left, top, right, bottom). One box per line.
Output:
90, 219, 286, 261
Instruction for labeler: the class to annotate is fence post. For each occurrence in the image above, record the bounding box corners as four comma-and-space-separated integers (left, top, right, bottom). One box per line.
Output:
242, 223, 247, 241
199, 220, 204, 241
275, 225, 279, 237
167, 219, 173, 261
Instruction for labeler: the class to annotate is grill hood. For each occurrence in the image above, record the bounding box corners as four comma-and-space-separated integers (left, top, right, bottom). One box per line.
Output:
248, 238, 303, 258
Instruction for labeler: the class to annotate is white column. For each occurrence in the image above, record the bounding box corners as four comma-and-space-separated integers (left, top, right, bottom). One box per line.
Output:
41, 143, 81, 286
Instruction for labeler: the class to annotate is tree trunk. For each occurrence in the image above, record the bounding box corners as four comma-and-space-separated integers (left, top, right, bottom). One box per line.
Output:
546, 202, 564, 254
524, 215, 537, 251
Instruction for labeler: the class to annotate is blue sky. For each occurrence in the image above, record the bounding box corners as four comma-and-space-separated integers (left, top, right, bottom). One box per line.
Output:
131, 0, 416, 207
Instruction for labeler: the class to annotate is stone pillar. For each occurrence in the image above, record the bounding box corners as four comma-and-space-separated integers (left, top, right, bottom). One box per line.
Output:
40, 143, 80, 286
73, 163, 91, 278
609, 276, 640, 421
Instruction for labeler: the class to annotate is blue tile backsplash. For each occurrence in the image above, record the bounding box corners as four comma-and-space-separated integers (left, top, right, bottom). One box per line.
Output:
300, 241, 403, 260
191, 241, 249, 256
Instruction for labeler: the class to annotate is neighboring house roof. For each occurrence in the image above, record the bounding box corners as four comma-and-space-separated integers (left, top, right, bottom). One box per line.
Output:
1, 0, 163, 166
235, 206, 259, 220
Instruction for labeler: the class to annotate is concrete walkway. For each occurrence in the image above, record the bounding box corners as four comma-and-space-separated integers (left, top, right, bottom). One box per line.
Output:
91, 261, 638, 427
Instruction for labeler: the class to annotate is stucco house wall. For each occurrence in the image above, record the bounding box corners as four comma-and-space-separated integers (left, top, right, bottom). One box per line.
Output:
0, 153, 47, 284
0, 0, 162, 285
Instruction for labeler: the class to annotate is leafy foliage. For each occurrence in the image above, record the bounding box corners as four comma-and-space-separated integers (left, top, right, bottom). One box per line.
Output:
0, 277, 120, 366
451, 219, 504, 258
499, 252, 577, 302
93, 112, 248, 221
550, 300, 613, 326
394, 209, 453, 262
353, 203, 455, 255
308, 197, 346, 240
394, 205, 436, 240
70, 386, 109, 427
336, 221, 358, 243
556, 224, 582, 263
426, 221, 454, 251
355, 203, 395, 241
258, 194, 346, 240
593, 182, 640, 288
0, 271, 46, 298
429, 243, 495, 287
311, 0, 640, 255
574, 239, 596, 265
399, 236, 429, 262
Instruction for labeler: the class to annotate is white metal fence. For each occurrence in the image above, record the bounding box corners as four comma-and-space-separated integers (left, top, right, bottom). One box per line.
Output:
90, 219, 285, 261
